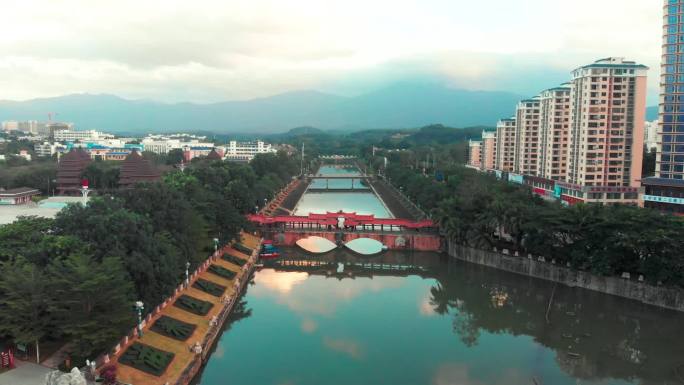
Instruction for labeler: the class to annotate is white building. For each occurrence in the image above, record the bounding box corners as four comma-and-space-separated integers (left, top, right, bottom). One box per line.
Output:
223, 140, 276, 162
644, 120, 658, 151
141, 136, 214, 154
141, 138, 181, 154
53, 129, 113, 142
34, 142, 67, 157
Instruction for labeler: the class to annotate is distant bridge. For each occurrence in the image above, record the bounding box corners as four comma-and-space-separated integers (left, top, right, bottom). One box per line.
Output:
309, 174, 370, 179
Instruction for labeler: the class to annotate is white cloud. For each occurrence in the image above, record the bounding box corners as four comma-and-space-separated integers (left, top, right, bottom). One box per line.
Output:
0, 0, 663, 102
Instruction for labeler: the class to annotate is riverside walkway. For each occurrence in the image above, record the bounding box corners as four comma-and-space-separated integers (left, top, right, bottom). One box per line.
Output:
98, 233, 261, 385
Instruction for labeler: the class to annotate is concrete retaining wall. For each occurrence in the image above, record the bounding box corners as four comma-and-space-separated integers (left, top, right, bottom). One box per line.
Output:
448, 241, 684, 312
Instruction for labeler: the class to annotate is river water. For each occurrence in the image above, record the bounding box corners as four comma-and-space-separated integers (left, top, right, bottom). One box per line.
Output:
294, 166, 391, 217
194, 167, 684, 385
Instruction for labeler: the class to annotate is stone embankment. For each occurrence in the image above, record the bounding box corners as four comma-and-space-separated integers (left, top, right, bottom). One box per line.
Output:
366, 178, 426, 221
448, 241, 684, 312
261, 178, 309, 216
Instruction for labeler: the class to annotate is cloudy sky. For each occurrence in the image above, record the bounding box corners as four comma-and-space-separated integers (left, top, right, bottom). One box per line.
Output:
1, 0, 662, 103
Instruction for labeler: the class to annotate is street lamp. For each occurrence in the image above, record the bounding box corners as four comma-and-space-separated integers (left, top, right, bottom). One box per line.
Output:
213, 238, 219, 253
135, 301, 144, 337
185, 261, 190, 286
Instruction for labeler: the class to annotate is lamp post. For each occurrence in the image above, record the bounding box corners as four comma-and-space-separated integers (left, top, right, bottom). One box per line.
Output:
185, 261, 190, 287
213, 238, 219, 253
135, 301, 144, 337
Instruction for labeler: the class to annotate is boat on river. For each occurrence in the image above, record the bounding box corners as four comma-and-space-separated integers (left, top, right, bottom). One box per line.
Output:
259, 240, 281, 259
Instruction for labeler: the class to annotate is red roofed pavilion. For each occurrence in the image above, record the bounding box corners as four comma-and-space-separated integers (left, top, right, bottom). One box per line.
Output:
56, 149, 92, 195
118, 150, 161, 188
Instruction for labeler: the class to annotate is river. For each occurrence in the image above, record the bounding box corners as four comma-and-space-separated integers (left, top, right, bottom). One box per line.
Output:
193, 166, 684, 385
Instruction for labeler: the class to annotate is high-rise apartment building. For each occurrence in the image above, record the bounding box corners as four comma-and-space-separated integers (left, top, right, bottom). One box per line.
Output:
644, 120, 659, 151
560, 58, 647, 204
538, 85, 572, 181
495, 118, 516, 172
481, 130, 497, 170
641, 1, 684, 214
467, 140, 482, 168
513, 99, 541, 176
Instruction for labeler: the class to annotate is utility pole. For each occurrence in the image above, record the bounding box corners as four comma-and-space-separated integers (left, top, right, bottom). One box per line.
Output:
300, 142, 305, 176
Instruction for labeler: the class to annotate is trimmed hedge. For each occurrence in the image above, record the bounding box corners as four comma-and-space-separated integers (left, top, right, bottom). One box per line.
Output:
173, 295, 213, 316
208, 264, 237, 280
233, 242, 253, 256
192, 278, 226, 297
222, 253, 247, 267
119, 343, 174, 376
150, 316, 196, 341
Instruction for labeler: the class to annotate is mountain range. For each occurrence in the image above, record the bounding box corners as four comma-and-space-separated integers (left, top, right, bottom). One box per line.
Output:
0, 83, 524, 134
0, 84, 660, 134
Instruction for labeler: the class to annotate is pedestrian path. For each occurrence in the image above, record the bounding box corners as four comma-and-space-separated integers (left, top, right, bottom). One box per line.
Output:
0, 361, 52, 385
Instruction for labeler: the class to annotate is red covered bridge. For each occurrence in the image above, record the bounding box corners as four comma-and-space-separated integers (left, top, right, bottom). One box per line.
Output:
247, 212, 442, 251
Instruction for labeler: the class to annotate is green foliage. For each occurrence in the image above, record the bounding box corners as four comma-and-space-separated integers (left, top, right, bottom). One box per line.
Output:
0, 141, 300, 363
173, 295, 213, 316
192, 279, 226, 297
233, 243, 253, 256
54, 199, 186, 306
0, 257, 53, 348
165, 149, 185, 165
47, 254, 134, 357
207, 264, 237, 280
0, 161, 57, 194
82, 160, 120, 190
119, 343, 174, 376
150, 316, 196, 341
222, 253, 247, 267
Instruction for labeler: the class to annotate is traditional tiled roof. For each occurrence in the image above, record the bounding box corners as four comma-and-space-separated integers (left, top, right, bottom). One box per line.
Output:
206, 149, 223, 160
56, 149, 92, 195
0, 187, 40, 197
118, 150, 161, 188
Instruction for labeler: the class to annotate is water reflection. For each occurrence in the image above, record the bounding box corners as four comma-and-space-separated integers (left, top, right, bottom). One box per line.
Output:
293, 192, 391, 217
316, 165, 362, 176
295, 236, 337, 254
196, 249, 684, 385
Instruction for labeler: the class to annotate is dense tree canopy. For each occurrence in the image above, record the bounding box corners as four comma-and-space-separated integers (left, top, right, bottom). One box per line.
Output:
0, 151, 300, 361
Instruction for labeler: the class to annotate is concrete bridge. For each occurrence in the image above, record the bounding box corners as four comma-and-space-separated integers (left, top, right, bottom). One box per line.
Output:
309, 175, 370, 179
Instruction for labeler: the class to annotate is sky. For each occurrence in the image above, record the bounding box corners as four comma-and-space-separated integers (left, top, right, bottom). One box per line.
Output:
0, 0, 662, 104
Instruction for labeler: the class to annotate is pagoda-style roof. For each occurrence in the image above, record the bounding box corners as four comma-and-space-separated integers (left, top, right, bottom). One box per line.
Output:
56, 149, 92, 195
119, 150, 161, 188
206, 149, 223, 161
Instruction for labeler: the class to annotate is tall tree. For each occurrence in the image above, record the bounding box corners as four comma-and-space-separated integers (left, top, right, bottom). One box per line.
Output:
48, 254, 134, 357
0, 258, 53, 363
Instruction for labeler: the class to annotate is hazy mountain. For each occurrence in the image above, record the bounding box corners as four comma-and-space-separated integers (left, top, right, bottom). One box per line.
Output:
0, 84, 523, 134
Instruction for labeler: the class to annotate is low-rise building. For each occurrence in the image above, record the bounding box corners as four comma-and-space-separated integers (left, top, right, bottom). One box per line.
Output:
223, 140, 276, 162
0, 188, 40, 205
53, 129, 113, 142
34, 142, 67, 157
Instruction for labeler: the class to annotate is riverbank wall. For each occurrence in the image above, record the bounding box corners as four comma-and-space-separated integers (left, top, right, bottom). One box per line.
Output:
367, 178, 426, 221
448, 241, 684, 312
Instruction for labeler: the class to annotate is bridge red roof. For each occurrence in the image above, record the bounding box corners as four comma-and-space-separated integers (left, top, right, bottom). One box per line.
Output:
247, 212, 435, 229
